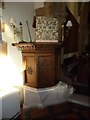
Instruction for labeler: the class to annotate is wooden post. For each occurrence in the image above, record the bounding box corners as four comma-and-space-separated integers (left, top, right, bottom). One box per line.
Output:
0, 41, 7, 55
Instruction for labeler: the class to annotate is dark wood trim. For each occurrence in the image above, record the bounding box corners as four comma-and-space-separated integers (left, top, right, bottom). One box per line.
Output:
78, 2, 90, 55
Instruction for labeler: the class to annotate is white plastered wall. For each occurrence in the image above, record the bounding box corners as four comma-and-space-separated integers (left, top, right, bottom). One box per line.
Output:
1, 2, 35, 86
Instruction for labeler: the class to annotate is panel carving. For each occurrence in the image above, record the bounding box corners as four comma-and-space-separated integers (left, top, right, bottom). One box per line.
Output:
39, 58, 49, 74
27, 66, 33, 75
26, 56, 37, 87
37, 55, 54, 87
12, 42, 36, 51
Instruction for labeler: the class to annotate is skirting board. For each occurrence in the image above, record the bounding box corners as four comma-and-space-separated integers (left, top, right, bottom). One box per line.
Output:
68, 93, 90, 107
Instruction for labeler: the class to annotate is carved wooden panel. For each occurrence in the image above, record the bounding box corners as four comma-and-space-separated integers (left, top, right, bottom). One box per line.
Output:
37, 54, 54, 88
26, 55, 37, 87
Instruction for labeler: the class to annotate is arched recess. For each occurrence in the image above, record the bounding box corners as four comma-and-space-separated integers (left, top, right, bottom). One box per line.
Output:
78, 2, 90, 55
